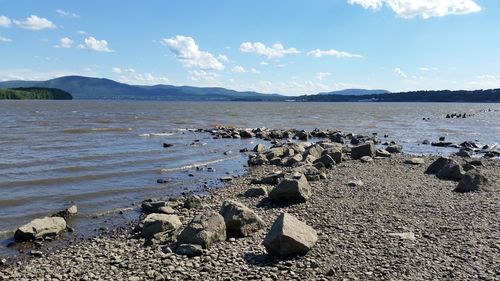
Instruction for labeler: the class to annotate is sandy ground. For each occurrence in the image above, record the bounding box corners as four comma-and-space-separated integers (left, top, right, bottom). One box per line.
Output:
0, 154, 499, 281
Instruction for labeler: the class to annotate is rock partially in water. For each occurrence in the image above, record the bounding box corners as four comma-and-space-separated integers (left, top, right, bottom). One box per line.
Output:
15, 217, 67, 242
253, 144, 266, 153
263, 213, 318, 256
386, 144, 403, 154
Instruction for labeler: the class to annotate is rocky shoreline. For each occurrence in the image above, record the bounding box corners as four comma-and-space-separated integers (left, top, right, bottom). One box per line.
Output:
1, 128, 499, 280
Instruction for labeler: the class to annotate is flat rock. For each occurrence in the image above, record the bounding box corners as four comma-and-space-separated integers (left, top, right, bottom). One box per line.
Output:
141, 214, 182, 239
263, 213, 318, 256
404, 158, 425, 165
175, 244, 203, 257
388, 232, 416, 241
15, 217, 67, 242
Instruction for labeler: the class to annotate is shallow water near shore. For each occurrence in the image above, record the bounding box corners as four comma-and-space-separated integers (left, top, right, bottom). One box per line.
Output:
0, 100, 499, 256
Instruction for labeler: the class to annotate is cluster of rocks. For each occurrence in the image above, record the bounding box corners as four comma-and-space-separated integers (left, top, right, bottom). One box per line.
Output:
135, 193, 317, 258
426, 156, 492, 193
423, 137, 500, 158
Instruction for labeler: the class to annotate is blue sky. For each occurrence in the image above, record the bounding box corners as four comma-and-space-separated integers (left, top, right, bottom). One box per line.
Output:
0, 0, 499, 95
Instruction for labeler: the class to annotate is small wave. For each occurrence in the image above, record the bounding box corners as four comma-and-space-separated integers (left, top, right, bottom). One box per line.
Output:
161, 156, 238, 173
139, 132, 175, 137
62, 127, 132, 134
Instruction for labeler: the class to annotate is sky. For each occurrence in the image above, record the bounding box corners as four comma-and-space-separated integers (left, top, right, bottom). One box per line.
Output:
0, 0, 499, 96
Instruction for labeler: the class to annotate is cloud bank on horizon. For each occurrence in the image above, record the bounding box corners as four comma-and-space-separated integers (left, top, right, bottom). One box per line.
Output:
0, 0, 498, 96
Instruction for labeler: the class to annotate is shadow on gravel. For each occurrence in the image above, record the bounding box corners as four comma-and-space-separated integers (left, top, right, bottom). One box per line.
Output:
256, 198, 297, 210
243, 252, 283, 267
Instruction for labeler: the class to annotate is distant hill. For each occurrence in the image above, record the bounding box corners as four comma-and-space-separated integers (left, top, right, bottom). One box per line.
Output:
299, 89, 500, 103
0, 76, 283, 101
0, 87, 73, 100
317, 89, 390, 96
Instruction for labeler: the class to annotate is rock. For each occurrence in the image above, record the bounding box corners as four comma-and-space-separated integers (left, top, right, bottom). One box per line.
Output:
184, 195, 202, 209
175, 244, 203, 257
436, 160, 464, 181
141, 214, 182, 239
219, 176, 233, 182
351, 143, 375, 160
219, 200, 266, 238
314, 154, 335, 168
269, 175, 312, 204
15, 217, 67, 242
454, 169, 491, 193
282, 154, 303, 166
360, 156, 373, 163
376, 149, 391, 158
30, 250, 43, 257
177, 211, 226, 249
53, 204, 78, 220
263, 213, 318, 256
142, 199, 169, 214
322, 148, 343, 164
330, 133, 344, 144
404, 158, 425, 165
388, 232, 416, 241
253, 144, 266, 153
386, 144, 403, 153
244, 186, 268, 197
266, 147, 285, 159
455, 149, 471, 158
347, 179, 364, 187
468, 159, 484, 167
239, 130, 254, 138
158, 206, 175, 214
426, 157, 453, 174
306, 144, 324, 159
163, 143, 174, 148
248, 154, 268, 166
250, 172, 284, 185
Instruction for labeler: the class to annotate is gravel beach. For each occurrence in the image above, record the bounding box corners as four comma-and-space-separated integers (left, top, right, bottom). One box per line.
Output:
1, 153, 499, 281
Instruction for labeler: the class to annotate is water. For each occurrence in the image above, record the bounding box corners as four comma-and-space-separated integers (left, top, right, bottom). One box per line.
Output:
0, 100, 499, 250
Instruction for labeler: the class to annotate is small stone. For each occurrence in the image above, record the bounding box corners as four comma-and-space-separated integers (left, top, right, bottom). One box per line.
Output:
347, 179, 364, 187
388, 232, 416, 241
175, 244, 203, 257
404, 158, 425, 165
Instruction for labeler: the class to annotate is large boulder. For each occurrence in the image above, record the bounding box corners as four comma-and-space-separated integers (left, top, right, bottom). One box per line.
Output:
141, 214, 182, 239
15, 217, 67, 242
454, 169, 491, 193
269, 175, 312, 203
322, 148, 342, 164
351, 143, 375, 160
219, 200, 265, 238
436, 160, 464, 181
425, 157, 452, 174
306, 144, 324, 159
263, 213, 318, 256
177, 211, 226, 249
314, 154, 335, 168
184, 195, 203, 209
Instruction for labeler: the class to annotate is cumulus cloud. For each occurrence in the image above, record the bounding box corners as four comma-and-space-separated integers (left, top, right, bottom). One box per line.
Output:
55, 37, 74, 48
307, 49, 362, 58
218, 54, 229, 62
189, 70, 219, 81
250, 68, 261, 74
0, 35, 12, 43
111, 67, 122, 74
240, 42, 299, 59
79, 36, 113, 52
393, 67, 408, 78
14, 15, 56, 30
348, 0, 481, 19
56, 9, 80, 18
231, 65, 246, 73
315, 72, 331, 80
0, 16, 11, 28
161, 35, 224, 71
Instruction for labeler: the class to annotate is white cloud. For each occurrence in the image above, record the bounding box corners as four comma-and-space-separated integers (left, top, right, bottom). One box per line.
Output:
56, 9, 80, 18
250, 68, 261, 74
315, 72, 331, 80
189, 70, 219, 81
231, 65, 246, 73
0, 35, 12, 43
307, 49, 362, 58
14, 15, 56, 30
218, 54, 229, 62
0, 16, 11, 28
161, 35, 224, 70
348, 0, 481, 19
111, 67, 122, 74
117, 72, 170, 85
56, 37, 74, 48
78, 30, 87, 35
0, 69, 80, 82
259, 61, 269, 66
393, 67, 408, 78
240, 42, 299, 59
79, 36, 113, 52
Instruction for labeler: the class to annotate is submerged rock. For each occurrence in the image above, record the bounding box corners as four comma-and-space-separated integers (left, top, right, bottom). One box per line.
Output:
263, 213, 318, 256
15, 217, 67, 242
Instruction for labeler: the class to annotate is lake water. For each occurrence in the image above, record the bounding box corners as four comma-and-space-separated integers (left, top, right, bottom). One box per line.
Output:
0, 101, 499, 250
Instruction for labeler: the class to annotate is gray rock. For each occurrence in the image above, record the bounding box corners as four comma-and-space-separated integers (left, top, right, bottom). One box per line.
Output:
386, 144, 403, 153
250, 172, 284, 185
351, 143, 375, 159
388, 232, 416, 241
360, 156, 373, 163
376, 149, 391, 157
404, 158, 425, 165
436, 160, 464, 181
142, 200, 169, 214
425, 157, 452, 174
322, 148, 343, 164
175, 244, 203, 257
248, 154, 269, 166
239, 130, 254, 138
314, 154, 335, 168
306, 144, 324, 159
177, 211, 226, 249
15, 217, 67, 242
263, 213, 318, 256
282, 154, 303, 166
141, 214, 182, 239
244, 186, 268, 197
347, 179, 364, 187
269, 175, 312, 203
184, 195, 202, 209
219, 200, 266, 238
158, 206, 176, 214
454, 169, 491, 193
53, 204, 78, 220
